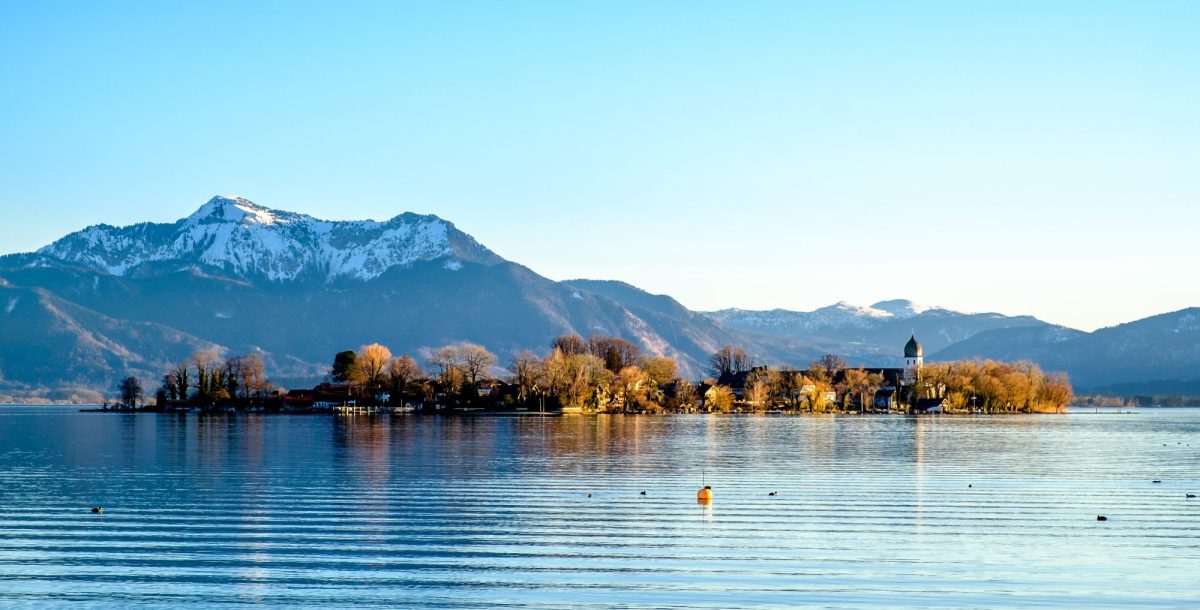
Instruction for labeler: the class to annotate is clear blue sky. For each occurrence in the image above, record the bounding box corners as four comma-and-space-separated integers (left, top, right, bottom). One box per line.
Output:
1, 1, 1197, 331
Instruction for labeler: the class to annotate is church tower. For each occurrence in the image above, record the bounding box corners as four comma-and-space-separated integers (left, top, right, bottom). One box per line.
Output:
903, 333, 923, 385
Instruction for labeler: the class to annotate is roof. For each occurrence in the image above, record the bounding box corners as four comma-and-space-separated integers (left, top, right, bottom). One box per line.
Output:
817, 368, 904, 385
904, 333, 923, 358
715, 371, 750, 389
915, 397, 944, 411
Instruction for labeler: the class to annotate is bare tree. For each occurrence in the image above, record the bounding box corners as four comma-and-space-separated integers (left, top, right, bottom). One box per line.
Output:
388, 355, 423, 406
171, 361, 191, 400
809, 354, 848, 381
223, 356, 244, 399
235, 354, 269, 399
192, 348, 221, 403
709, 345, 753, 378
353, 343, 393, 400
551, 334, 587, 356
840, 368, 881, 412
801, 375, 832, 412
457, 343, 497, 388
641, 356, 677, 386
545, 351, 610, 410
161, 373, 178, 401
119, 376, 143, 408
776, 367, 804, 409
509, 351, 543, 402
614, 365, 647, 411
1041, 372, 1073, 413
587, 335, 642, 373
709, 385, 736, 412
428, 345, 461, 387
916, 360, 1072, 413
673, 380, 698, 412
744, 370, 773, 408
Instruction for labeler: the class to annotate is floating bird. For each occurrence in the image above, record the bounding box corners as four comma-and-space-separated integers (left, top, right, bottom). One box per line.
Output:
1187, 494, 1196, 499
640, 491, 646, 496
587, 493, 592, 498
1097, 515, 1108, 521
768, 491, 778, 496
91, 507, 103, 514
1153, 480, 1162, 484
968, 484, 972, 488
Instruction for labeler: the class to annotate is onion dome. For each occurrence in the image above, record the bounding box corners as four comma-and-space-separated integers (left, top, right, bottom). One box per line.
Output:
904, 333, 922, 358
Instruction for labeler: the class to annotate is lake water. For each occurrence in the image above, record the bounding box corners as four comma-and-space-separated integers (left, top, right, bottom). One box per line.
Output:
0, 407, 1198, 608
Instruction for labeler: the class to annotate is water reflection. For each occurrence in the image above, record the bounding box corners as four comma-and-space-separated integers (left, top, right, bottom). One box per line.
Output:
0, 407, 1197, 609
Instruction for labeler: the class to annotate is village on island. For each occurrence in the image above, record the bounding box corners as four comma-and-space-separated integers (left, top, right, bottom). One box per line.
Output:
105, 332, 1074, 415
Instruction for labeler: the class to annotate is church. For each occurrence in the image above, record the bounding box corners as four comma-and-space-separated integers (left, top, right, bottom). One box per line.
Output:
903, 332, 923, 385
858, 333, 924, 411
712, 333, 936, 412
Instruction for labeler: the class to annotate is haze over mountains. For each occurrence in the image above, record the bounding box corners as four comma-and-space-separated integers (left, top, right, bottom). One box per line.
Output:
0, 196, 1196, 401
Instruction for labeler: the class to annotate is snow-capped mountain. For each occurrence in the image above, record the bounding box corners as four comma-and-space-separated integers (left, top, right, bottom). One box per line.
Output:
705, 299, 940, 333
868, 299, 937, 318
38, 196, 500, 282
704, 299, 1049, 361
0, 196, 780, 399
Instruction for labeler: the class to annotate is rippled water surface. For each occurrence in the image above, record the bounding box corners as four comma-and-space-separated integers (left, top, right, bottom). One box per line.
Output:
1, 407, 1199, 608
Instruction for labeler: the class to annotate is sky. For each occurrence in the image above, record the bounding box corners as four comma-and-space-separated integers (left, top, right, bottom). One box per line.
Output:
1, 1, 1197, 331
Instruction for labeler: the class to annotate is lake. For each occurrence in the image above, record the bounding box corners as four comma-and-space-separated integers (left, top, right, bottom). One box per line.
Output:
0, 406, 1198, 608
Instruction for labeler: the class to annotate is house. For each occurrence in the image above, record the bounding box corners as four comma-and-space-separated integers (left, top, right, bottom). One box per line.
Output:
914, 397, 945, 413
797, 383, 838, 405
785, 334, 928, 411
284, 382, 355, 410
697, 382, 718, 412
283, 388, 314, 410
715, 366, 769, 399
476, 379, 500, 397
874, 388, 897, 410
715, 371, 749, 398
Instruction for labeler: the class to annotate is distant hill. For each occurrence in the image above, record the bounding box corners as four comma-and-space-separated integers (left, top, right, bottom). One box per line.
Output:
933, 308, 1200, 391
930, 325, 1087, 363
0, 282, 217, 401
563, 279, 824, 370
704, 300, 1050, 365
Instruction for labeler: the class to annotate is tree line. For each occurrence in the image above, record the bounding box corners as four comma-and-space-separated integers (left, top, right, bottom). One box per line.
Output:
706, 354, 1073, 414
328, 335, 687, 412
509, 335, 682, 412
701, 352, 886, 413
328, 342, 496, 408
144, 350, 276, 409
914, 359, 1073, 413
127, 339, 1073, 414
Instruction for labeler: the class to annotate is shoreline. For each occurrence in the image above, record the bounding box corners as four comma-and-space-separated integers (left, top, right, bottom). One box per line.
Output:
62, 406, 1144, 416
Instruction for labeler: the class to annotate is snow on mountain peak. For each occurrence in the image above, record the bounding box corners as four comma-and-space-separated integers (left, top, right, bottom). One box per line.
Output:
705, 299, 958, 333
187, 196, 289, 226
830, 301, 894, 319
37, 196, 499, 282
869, 299, 935, 318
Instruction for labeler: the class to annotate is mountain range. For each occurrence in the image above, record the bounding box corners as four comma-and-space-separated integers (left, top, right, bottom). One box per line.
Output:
1, 196, 1196, 401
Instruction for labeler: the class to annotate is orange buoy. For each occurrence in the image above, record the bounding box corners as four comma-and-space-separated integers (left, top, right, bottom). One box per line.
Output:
696, 486, 712, 504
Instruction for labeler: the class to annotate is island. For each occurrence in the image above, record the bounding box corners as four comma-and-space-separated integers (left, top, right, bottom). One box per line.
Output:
103, 333, 1073, 415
